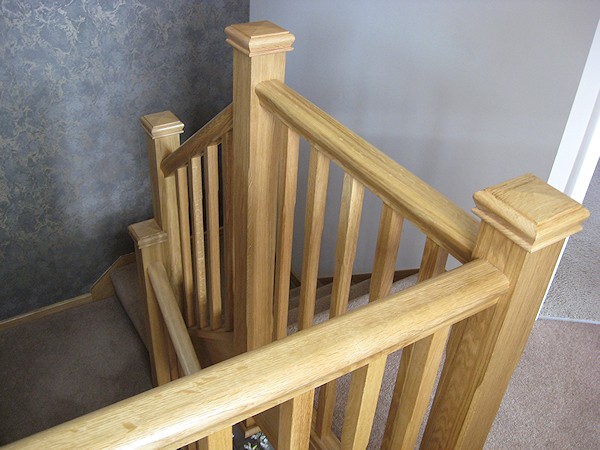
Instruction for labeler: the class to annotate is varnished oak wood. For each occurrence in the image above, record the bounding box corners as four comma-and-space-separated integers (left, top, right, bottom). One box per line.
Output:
341, 356, 387, 449
189, 328, 235, 368
190, 155, 209, 329
148, 262, 202, 377
256, 79, 478, 263
473, 173, 589, 251
226, 21, 295, 57
147, 262, 228, 450
204, 144, 223, 330
298, 148, 330, 330
228, 21, 293, 353
221, 131, 235, 331
422, 175, 589, 449
161, 104, 233, 177
90, 253, 136, 301
198, 429, 232, 450
11, 260, 507, 449
370, 205, 404, 302
176, 167, 196, 326
316, 173, 364, 438
278, 391, 314, 450
0, 293, 93, 331
273, 124, 300, 340
329, 174, 365, 318
129, 219, 171, 386
382, 237, 450, 450
141, 112, 185, 312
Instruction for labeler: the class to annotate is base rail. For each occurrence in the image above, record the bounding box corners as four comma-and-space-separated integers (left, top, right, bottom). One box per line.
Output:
7, 260, 507, 449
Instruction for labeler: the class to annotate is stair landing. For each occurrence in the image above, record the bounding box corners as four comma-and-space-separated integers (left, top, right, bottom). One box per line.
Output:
0, 296, 152, 444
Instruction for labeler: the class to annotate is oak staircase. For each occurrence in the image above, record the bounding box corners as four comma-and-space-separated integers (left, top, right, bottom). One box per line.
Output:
8, 21, 590, 449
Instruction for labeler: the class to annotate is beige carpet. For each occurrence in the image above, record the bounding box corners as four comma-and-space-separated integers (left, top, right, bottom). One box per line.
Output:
542, 160, 600, 322
0, 297, 152, 445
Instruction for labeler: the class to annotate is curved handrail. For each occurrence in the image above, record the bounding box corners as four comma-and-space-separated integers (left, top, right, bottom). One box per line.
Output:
9, 260, 507, 449
161, 103, 233, 176
256, 80, 479, 263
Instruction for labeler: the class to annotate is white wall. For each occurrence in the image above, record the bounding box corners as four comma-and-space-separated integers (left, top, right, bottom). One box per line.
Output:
250, 1, 600, 275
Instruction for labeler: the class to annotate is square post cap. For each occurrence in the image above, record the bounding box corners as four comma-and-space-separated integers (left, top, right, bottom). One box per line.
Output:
226, 21, 295, 56
141, 111, 184, 139
473, 174, 589, 251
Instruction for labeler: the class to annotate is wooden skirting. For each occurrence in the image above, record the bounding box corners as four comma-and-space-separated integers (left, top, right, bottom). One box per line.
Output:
0, 293, 94, 331
90, 253, 136, 300
0, 253, 136, 331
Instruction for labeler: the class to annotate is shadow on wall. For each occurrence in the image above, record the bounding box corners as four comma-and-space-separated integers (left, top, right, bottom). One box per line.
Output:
0, 0, 248, 320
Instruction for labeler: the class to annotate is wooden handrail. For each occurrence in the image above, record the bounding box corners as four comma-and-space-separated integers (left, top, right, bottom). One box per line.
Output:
148, 261, 201, 376
10, 260, 508, 449
256, 80, 479, 263
161, 104, 233, 177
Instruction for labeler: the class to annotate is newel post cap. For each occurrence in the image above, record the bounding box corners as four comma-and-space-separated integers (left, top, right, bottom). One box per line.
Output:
225, 21, 295, 56
140, 111, 184, 139
473, 174, 589, 251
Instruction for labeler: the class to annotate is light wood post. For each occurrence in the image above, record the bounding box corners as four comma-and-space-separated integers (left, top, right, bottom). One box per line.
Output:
140, 111, 185, 310
129, 219, 171, 386
226, 21, 295, 353
422, 174, 589, 448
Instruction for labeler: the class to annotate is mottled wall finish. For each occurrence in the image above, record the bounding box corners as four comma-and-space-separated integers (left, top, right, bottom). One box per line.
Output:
0, 1, 248, 319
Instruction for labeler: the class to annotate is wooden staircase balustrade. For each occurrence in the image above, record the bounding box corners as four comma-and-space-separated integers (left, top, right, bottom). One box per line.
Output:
115, 21, 590, 450
256, 79, 479, 264
10, 260, 509, 449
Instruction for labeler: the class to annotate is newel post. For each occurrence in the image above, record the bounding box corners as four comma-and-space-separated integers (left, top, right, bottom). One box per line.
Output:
140, 111, 185, 307
225, 21, 295, 353
422, 175, 589, 448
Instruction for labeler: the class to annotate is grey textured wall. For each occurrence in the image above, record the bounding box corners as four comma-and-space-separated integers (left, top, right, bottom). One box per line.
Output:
0, 1, 248, 319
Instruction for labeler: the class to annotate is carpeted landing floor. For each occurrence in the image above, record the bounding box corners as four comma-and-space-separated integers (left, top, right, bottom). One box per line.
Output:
0, 297, 152, 445
1, 295, 598, 448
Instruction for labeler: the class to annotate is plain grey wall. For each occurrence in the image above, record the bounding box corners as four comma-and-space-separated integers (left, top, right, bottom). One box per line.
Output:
251, 0, 600, 276
0, 1, 248, 319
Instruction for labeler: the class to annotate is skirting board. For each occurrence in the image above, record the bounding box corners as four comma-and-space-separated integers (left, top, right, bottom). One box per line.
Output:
0, 253, 137, 332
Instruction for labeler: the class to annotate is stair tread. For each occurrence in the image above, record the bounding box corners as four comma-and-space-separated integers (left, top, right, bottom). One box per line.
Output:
111, 263, 148, 348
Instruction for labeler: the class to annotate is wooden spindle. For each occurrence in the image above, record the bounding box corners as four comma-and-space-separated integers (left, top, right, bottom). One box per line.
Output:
190, 155, 208, 329
278, 391, 314, 450
316, 173, 364, 439
370, 204, 404, 302
204, 144, 222, 330
176, 166, 195, 326
297, 148, 330, 331
341, 355, 387, 449
382, 237, 449, 450
221, 131, 235, 331
199, 429, 233, 450
273, 125, 300, 340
